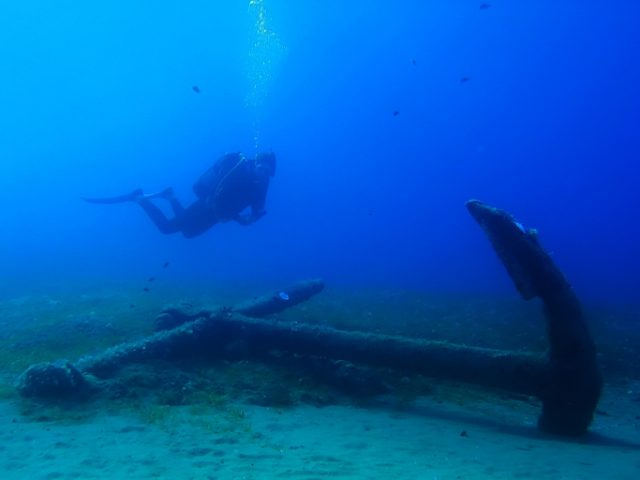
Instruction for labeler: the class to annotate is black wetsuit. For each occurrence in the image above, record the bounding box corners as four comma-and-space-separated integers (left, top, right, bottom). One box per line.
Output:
137, 153, 271, 238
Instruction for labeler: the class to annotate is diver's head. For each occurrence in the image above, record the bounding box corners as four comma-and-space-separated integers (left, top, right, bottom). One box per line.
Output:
255, 151, 276, 178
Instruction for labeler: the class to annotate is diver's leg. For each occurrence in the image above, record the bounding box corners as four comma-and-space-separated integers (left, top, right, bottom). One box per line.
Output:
135, 198, 181, 235
178, 201, 219, 238
158, 188, 186, 217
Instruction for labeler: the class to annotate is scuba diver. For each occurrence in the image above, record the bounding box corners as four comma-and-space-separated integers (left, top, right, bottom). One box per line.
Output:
83, 152, 276, 238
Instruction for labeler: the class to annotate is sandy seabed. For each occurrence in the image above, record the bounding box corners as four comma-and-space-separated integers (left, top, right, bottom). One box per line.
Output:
1, 382, 639, 480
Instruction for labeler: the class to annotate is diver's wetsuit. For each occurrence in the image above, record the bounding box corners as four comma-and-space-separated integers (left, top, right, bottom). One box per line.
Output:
136, 153, 272, 238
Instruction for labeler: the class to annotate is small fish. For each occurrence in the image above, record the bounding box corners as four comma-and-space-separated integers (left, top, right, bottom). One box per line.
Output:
410, 58, 417, 66
143, 287, 150, 293
129, 304, 135, 309
393, 110, 400, 116
460, 430, 469, 437
148, 276, 155, 282
460, 77, 471, 83
163, 261, 170, 269
279, 292, 290, 301
192, 85, 201, 93
480, 3, 491, 9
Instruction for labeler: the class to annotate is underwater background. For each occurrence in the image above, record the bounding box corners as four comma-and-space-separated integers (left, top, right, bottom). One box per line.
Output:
1, 3, 640, 479
1, 0, 639, 305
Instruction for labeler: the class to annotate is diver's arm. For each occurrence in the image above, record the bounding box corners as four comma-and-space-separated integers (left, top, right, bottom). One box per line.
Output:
234, 192, 267, 225
234, 181, 268, 225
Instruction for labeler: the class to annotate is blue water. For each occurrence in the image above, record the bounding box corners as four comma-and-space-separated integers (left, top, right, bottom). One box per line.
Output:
1, 1, 638, 304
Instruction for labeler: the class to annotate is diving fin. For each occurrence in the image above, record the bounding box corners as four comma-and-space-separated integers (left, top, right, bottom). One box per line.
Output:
82, 188, 174, 204
82, 189, 144, 204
